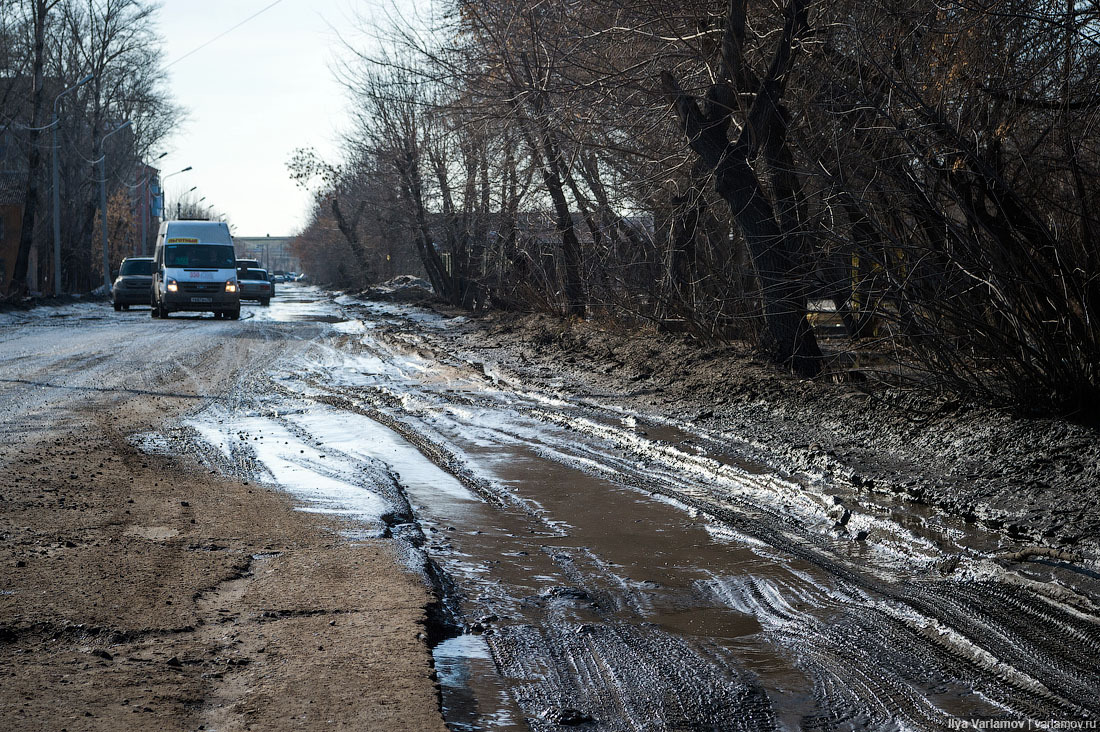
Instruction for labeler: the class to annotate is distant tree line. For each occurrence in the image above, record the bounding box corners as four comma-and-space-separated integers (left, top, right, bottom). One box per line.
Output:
0, 0, 176, 296
289, 0, 1100, 418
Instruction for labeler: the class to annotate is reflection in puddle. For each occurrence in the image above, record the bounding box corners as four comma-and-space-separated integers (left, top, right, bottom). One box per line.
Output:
433, 634, 524, 731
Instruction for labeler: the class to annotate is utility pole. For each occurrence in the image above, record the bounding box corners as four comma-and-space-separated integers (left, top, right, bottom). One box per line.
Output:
139, 187, 146, 256
98, 120, 131, 291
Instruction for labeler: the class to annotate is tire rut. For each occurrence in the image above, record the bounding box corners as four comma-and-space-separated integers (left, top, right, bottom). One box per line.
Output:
189, 307, 1100, 729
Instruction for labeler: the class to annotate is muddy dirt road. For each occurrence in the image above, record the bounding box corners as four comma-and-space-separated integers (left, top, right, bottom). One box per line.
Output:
0, 291, 445, 731
3, 286, 1098, 731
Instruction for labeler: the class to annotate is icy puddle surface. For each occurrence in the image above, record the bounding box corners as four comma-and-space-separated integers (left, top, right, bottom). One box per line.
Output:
189, 410, 394, 530
166, 290, 1099, 731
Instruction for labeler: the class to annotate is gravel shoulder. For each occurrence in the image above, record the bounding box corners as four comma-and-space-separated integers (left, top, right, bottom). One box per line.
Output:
0, 311, 446, 731
374, 301, 1099, 562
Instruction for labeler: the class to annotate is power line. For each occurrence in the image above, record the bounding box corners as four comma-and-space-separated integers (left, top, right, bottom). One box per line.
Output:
164, 0, 288, 70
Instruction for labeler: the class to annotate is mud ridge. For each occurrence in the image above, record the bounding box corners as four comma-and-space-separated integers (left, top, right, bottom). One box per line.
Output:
349, 301, 1100, 560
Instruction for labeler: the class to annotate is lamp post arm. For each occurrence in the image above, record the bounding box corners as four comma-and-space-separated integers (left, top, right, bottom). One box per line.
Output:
53, 73, 95, 116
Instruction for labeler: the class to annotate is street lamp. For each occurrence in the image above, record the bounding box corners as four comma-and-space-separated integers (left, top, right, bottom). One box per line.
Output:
176, 186, 198, 220
163, 166, 192, 179
157, 166, 192, 222
51, 72, 94, 296
98, 119, 131, 290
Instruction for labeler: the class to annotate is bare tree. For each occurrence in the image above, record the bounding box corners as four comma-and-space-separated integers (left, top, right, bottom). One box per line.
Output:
8, 0, 60, 298
312, 0, 1100, 413
660, 0, 822, 376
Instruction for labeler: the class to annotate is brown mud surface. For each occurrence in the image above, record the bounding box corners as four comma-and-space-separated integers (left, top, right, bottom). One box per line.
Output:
0, 324, 446, 731
387, 303, 1099, 561
4, 288, 1097, 730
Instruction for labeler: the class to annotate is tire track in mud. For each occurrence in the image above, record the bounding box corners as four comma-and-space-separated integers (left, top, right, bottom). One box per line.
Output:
240, 357, 787, 729
587, 444, 1100, 722
492, 623, 776, 731
182, 307, 1100, 730
480, 398, 1100, 722
344, 323, 1100, 725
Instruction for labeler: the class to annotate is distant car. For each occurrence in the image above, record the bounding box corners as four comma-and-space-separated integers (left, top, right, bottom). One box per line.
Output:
272, 274, 287, 283
238, 268, 273, 306
111, 256, 154, 310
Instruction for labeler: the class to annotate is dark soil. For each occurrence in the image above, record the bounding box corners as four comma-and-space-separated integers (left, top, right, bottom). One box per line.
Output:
397, 304, 1100, 561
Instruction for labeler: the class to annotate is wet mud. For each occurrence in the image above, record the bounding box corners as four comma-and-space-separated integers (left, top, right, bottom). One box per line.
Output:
173, 288, 1099, 731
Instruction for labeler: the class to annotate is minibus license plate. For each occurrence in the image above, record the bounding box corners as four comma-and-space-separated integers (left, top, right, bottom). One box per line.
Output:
191, 297, 212, 303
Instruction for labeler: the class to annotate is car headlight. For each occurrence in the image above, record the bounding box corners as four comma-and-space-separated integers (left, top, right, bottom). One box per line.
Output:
166, 278, 178, 293
225, 280, 237, 293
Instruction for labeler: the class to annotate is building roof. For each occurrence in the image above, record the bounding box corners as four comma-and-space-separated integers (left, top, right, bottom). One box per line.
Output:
0, 171, 27, 207
234, 236, 295, 245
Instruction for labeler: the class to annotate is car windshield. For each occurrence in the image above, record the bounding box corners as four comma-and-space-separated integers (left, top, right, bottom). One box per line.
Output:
242, 269, 268, 281
164, 244, 236, 269
119, 259, 152, 276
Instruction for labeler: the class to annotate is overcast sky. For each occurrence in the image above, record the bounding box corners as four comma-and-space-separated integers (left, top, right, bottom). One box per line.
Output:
154, 0, 368, 237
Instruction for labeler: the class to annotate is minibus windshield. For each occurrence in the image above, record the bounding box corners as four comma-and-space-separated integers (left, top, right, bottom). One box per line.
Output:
165, 244, 236, 269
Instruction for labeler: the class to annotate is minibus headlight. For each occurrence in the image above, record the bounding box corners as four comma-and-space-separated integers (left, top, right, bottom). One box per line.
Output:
225, 280, 237, 293
166, 278, 178, 293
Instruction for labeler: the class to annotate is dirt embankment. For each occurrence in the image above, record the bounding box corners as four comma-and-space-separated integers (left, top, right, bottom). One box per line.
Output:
0, 337, 446, 731
387, 304, 1099, 560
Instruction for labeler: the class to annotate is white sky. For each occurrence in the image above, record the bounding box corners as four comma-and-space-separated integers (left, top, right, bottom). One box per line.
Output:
154, 0, 370, 237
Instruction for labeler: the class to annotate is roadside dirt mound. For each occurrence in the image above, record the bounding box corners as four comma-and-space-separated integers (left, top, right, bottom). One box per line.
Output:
359, 276, 437, 305
419, 308, 1100, 559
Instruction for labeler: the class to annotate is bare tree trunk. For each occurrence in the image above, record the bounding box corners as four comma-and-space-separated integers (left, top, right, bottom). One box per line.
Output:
509, 50, 586, 317
10, 1, 53, 299
330, 196, 373, 285
396, 141, 450, 299
429, 144, 475, 307
657, 193, 704, 323
661, 0, 822, 376
520, 121, 586, 317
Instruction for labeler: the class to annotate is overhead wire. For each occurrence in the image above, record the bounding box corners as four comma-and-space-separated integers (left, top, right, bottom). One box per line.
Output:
36, 0, 290, 190
164, 0, 288, 70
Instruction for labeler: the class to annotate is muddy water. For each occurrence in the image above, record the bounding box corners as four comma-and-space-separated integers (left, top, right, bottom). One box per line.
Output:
403, 419, 822, 724
180, 288, 1100, 731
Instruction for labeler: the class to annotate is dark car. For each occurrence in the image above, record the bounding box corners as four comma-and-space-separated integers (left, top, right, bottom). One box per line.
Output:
238, 268, 273, 306
111, 256, 154, 310
235, 258, 260, 275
